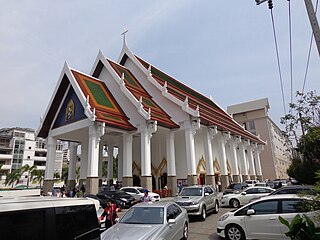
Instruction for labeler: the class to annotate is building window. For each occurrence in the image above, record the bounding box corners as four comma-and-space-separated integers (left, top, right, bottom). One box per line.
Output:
242, 122, 247, 130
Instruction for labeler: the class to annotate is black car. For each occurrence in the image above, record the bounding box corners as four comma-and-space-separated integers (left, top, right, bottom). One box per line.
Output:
269, 185, 318, 196
223, 182, 249, 195
98, 190, 136, 208
85, 193, 124, 209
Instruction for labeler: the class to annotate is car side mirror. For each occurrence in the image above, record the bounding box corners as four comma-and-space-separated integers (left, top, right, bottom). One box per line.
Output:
247, 209, 255, 215
241, 192, 246, 195
205, 193, 209, 196
168, 219, 176, 225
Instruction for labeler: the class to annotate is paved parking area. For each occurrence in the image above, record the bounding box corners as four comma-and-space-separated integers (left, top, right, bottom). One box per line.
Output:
117, 198, 232, 240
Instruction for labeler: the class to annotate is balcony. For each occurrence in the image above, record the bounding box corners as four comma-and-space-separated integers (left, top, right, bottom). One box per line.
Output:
0, 153, 13, 159
35, 166, 46, 171
34, 156, 46, 161
0, 164, 11, 170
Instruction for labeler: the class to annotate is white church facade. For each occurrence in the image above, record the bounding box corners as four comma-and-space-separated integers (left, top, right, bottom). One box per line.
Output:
37, 40, 266, 196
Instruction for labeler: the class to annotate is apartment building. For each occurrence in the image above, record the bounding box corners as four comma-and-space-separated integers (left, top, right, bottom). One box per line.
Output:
0, 127, 63, 188
227, 98, 292, 180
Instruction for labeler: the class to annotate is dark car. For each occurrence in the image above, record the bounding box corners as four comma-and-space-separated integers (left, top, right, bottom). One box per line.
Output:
98, 190, 136, 208
223, 182, 249, 195
85, 193, 124, 209
249, 185, 318, 203
269, 185, 318, 196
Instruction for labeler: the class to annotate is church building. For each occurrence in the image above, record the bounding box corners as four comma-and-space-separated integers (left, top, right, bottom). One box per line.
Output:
36, 39, 266, 196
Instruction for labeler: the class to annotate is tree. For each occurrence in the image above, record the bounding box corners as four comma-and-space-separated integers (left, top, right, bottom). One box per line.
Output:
5, 169, 22, 188
32, 169, 44, 189
21, 164, 37, 188
281, 90, 320, 142
281, 91, 320, 184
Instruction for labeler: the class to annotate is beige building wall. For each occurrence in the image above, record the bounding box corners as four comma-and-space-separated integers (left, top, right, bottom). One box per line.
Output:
228, 98, 291, 180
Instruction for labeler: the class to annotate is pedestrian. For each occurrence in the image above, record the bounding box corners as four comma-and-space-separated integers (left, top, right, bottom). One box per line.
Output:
99, 200, 119, 229
80, 184, 86, 196
140, 189, 152, 202
178, 182, 183, 193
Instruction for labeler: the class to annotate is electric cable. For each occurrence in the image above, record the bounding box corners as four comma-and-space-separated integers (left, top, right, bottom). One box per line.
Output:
268, 0, 287, 115
287, 0, 293, 106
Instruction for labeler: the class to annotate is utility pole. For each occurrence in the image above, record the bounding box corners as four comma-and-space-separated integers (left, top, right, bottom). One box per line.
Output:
304, 0, 320, 57
255, 0, 320, 57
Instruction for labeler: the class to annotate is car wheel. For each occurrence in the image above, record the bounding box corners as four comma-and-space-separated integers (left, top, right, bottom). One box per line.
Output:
200, 206, 206, 221
181, 223, 188, 239
213, 200, 219, 213
230, 199, 240, 208
225, 224, 245, 240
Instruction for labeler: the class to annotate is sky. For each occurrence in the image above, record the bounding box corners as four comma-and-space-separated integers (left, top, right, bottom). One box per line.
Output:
0, 0, 319, 131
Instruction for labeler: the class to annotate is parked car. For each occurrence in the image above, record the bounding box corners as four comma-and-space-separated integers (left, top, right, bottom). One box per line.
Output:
98, 190, 136, 208
86, 193, 124, 209
221, 186, 275, 208
120, 186, 160, 201
101, 201, 189, 240
174, 185, 219, 221
217, 194, 319, 240
269, 185, 318, 196
250, 185, 319, 204
0, 197, 101, 240
223, 182, 249, 195
245, 179, 259, 187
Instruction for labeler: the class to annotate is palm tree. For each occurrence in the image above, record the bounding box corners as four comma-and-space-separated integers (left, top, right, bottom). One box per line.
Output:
21, 164, 37, 188
5, 169, 22, 188
32, 169, 44, 189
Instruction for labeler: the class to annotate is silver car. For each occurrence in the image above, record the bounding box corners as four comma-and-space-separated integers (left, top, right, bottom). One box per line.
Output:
174, 185, 219, 221
101, 201, 189, 240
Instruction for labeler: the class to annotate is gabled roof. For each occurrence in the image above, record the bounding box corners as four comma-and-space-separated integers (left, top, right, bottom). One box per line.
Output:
107, 59, 179, 129
70, 70, 136, 131
36, 65, 136, 138
134, 56, 264, 144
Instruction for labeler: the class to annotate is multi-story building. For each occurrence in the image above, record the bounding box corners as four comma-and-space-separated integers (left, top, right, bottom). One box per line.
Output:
0, 127, 63, 188
227, 98, 292, 180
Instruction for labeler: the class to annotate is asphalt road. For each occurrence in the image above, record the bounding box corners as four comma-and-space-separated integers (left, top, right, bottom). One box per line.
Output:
188, 207, 231, 240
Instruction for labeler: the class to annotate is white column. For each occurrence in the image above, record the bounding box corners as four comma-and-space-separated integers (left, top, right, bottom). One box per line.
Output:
98, 144, 104, 179
118, 142, 123, 182
166, 131, 176, 177
228, 137, 240, 176
185, 128, 197, 175
203, 127, 214, 176
216, 133, 229, 176
141, 130, 152, 177
87, 124, 101, 177
68, 142, 78, 181
247, 143, 256, 178
123, 134, 133, 178
107, 145, 114, 181
254, 144, 263, 177
45, 136, 57, 180
80, 142, 88, 180
238, 140, 249, 179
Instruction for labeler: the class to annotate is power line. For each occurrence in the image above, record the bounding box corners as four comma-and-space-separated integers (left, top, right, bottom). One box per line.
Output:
268, 1, 287, 116
287, 0, 293, 106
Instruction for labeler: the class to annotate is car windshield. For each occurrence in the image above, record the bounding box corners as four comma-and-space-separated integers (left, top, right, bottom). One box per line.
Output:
120, 207, 164, 224
114, 191, 130, 197
180, 188, 202, 196
136, 188, 145, 193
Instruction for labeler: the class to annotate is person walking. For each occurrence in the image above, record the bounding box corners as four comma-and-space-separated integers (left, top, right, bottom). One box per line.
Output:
140, 189, 152, 202
100, 200, 119, 229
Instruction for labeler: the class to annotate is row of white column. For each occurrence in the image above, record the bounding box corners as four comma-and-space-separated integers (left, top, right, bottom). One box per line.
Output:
44, 122, 263, 194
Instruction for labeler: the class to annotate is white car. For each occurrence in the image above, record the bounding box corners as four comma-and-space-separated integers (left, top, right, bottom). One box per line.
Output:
245, 179, 259, 187
120, 186, 160, 201
217, 194, 319, 240
221, 186, 275, 208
